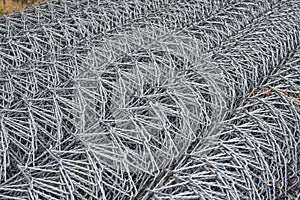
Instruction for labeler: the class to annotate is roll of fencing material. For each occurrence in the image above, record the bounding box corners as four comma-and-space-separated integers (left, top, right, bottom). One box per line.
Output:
0, 0, 299, 199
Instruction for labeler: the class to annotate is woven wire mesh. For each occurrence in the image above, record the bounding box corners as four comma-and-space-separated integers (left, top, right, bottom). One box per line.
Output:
0, 0, 299, 199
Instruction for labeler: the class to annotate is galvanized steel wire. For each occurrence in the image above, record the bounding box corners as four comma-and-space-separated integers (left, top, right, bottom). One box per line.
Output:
0, 0, 299, 199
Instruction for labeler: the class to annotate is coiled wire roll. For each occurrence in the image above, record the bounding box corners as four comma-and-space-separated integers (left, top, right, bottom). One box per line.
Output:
0, 0, 299, 199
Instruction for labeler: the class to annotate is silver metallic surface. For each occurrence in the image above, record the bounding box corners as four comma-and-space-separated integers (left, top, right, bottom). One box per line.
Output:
0, 0, 299, 199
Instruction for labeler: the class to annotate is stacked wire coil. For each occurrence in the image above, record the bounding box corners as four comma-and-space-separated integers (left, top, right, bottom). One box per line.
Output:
0, 0, 299, 199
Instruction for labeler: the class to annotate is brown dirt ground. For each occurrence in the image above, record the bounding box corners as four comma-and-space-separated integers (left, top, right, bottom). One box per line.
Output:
0, 0, 46, 14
